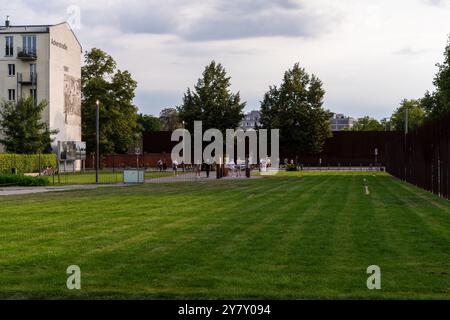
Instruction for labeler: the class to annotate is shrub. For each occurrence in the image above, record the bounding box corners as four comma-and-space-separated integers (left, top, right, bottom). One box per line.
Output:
0, 154, 57, 175
286, 164, 298, 171
0, 174, 50, 187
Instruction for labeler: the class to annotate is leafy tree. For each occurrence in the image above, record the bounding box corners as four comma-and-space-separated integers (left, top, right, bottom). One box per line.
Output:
351, 116, 384, 131
82, 48, 140, 154
380, 118, 393, 131
391, 99, 425, 132
138, 113, 161, 134
159, 108, 182, 131
0, 98, 58, 153
422, 36, 450, 118
177, 61, 245, 133
260, 63, 331, 155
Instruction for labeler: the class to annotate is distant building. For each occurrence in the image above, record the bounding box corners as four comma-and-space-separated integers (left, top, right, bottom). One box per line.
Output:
330, 113, 356, 131
240, 110, 261, 130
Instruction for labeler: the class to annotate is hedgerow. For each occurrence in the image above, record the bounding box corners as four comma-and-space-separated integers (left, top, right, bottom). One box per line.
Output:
0, 154, 57, 175
0, 174, 50, 186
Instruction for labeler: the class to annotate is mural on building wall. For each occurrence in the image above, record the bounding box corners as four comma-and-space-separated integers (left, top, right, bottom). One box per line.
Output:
63, 74, 81, 125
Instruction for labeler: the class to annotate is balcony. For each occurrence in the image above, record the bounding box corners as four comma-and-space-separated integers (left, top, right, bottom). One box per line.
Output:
17, 72, 38, 85
17, 47, 37, 60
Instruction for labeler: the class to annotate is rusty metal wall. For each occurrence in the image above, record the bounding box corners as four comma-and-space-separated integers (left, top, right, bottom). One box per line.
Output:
386, 111, 450, 200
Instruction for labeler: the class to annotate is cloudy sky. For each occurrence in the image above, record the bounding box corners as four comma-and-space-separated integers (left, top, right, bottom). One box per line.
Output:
2, 0, 450, 119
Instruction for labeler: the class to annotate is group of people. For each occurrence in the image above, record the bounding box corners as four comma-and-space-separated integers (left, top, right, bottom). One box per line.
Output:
157, 159, 181, 176
227, 160, 244, 178
195, 162, 211, 178
157, 159, 212, 178
157, 159, 168, 172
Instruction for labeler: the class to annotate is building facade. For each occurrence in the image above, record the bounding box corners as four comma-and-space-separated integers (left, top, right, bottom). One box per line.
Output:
0, 19, 82, 152
330, 113, 356, 131
240, 110, 261, 130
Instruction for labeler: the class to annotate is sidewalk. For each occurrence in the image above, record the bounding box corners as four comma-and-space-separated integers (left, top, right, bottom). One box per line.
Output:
145, 171, 261, 183
0, 183, 126, 196
1, 173, 261, 196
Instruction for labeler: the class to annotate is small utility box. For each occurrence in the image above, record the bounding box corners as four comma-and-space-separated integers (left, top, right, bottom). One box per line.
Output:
123, 170, 145, 184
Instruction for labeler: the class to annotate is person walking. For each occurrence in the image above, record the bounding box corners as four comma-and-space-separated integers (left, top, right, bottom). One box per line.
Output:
157, 159, 163, 172
204, 161, 211, 178
172, 160, 178, 176
196, 163, 202, 178
228, 160, 236, 178
236, 161, 242, 178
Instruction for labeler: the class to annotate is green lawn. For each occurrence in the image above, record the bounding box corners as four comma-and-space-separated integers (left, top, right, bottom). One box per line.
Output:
0, 172, 449, 299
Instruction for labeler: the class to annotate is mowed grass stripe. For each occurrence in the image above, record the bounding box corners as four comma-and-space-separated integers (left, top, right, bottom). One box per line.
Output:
98, 178, 310, 293
372, 176, 450, 296
387, 177, 450, 240
195, 175, 335, 297
376, 176, 450, 259
74, 179, 295, 294
308, 175, 364, 297
0, 172, 449, 299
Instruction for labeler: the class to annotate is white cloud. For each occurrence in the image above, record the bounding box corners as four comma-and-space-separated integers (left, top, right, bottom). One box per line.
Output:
2, 0, 450, 118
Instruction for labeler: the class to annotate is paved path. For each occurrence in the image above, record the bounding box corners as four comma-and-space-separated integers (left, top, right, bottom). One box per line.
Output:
146, 171, 262, 183
0, 173, 261, 196
0, 183, 128, 197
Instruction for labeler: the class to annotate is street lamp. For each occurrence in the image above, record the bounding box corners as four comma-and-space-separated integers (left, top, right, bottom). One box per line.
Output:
405, 108, 409, 135
96, 100, 100, 184
182, 121, 185, 164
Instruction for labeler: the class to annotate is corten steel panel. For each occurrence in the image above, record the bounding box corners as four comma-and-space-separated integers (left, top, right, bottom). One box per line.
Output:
283, 131, 402, 166
143, 131, 178, 154
92, 131, 404, 170
141, 131, 402, 166
386, 110, 450, 201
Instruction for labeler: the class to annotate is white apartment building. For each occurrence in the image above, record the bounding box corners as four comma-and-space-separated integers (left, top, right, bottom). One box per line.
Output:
330, 113, 356, 131
0, 18, 82, 152
240, 110, 261, 130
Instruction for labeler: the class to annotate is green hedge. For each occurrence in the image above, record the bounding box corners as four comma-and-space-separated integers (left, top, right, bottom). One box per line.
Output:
0, 174, 50, 186
0, 154, 57, 175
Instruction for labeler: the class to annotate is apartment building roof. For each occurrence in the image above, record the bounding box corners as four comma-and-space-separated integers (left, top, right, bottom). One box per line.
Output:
0, 25, 51, 33
0, 21, 82, 50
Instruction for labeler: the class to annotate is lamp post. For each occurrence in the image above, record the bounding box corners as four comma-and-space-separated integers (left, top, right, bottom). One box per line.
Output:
96, 100, 100, 184
182, 121, 185, 164
374, 148, 378, 167
405, 108, 409, 135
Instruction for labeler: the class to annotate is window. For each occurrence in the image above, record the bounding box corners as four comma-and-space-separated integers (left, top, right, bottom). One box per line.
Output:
5, 36, 13, 56
8, 89, 15, 101
30, 63, 37, 75
29, 63, 37, 83
30, 89, 37, 104
23, 35, 36, 55
8, 64, 15, 76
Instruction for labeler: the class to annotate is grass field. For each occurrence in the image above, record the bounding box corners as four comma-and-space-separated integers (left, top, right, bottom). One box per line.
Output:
0, 172, 449, 299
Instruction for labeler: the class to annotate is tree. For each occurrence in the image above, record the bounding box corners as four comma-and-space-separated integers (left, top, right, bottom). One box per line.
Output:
177, 61, 245, 133
380, 118, 393, 131
423, 36, 450, 118
138, 114, 161, 134
390, 99, 425, 132
159, 108, 182, 131
351, 117, 384, 131
82, 48, 140, 154
260, 63, 331, 155
0, 98, 58, 153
